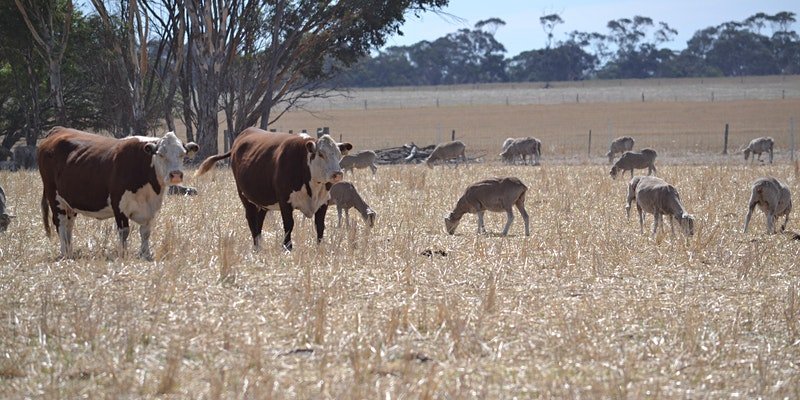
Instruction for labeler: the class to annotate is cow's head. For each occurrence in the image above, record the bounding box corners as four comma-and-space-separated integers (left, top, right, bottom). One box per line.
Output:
306, 134, 352, 184
144, 132, 200, 185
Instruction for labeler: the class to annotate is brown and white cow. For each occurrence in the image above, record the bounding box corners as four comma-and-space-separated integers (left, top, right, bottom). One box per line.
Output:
196, 128, 352, 250
37, 127, 199, 259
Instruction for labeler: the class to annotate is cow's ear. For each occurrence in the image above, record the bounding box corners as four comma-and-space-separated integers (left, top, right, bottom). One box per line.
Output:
144, 142, 158, 155
338, 142, 353, 154
184, 142, 199, 157
305, 141, 316, 154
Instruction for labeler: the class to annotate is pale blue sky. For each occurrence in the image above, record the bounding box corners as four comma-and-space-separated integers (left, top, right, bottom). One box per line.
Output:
385, 0, 799, 56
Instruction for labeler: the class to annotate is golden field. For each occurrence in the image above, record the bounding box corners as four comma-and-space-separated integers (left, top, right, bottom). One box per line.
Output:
2, 162, 800, 398
2, 78, 800, 398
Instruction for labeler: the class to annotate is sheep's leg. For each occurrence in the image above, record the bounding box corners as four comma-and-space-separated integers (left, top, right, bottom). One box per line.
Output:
345, 208, 351, 227
767, 211, 775, 234
652, 213, 661, 236
477, 211, 486, 234
669, 216, 675, 235
502, 209, 514, 236
769, 148, 774, 164
743, 201, 757, 233
515, 199, 530, 236
370, 164, 377, 175
782, 213, 789, 232
337, 206, 343, 227
638, 205, 644, 234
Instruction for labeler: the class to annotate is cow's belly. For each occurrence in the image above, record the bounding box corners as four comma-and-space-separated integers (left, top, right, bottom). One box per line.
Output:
56, 192, 114, 219
120, 183, 164, 224
288, 183, 330, 218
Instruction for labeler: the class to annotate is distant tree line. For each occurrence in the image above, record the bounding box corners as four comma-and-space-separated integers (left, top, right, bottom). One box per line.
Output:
0, 0, 448, 158
333, 11, 800, 87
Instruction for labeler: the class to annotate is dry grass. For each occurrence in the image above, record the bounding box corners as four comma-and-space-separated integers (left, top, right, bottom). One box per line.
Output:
2, 160, 800, 398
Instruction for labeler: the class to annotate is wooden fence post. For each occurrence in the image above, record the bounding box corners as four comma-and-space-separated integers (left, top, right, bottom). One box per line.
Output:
791, 117, 795, 162
722, 123, 729, 155
451, 130, 455, 141
588, 129, 592, 157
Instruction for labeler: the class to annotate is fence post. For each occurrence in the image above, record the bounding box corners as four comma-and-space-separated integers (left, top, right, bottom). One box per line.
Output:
588, 129, 592, 157
364, 100, 367, 110
451, 130, 455, 141
791, 117, 796, 162
722, 123, 729, 155
641, 92, 645, 102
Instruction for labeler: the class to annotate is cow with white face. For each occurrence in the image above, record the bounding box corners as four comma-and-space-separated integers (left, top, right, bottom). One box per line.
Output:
196, 127, 352, 250
37, 127, 199, 259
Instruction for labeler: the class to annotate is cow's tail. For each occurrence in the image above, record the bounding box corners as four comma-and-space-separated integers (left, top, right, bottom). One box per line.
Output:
41, 194, 51, 238
195, 152, 232, 177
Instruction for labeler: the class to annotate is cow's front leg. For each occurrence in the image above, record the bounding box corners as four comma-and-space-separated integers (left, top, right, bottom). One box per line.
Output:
315, 204, 328, 243
138, 219, 153, 261
279, 202, 295, 251
56, 208, 76, 259
113, 208, 130, 258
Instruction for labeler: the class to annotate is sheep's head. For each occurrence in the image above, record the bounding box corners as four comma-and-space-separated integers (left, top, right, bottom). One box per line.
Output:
365, 209, 377, 228
606, 151, 614, 163
679, 213, 695, 236
444, 214, 461, 235
609, 166, 619, 179
743, 149, 751, 160
0, 213, 14, 232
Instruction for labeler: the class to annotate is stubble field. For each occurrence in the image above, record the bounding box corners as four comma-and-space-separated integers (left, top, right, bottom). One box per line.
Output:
2, 77, 800, 398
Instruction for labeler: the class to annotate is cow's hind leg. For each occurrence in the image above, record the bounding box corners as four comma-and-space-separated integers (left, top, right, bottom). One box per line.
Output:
240, 197, 267, 249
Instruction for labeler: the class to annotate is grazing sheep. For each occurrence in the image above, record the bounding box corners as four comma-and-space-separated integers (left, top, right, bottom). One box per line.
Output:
625, 176, 694, 236
610, 148, 657, 179
0, 160, 18, 171
0, 184, 13, 232
12, 145, 37, 169
500, 137, 542, 165
501, 138, 515, 152
340, 150, 378, 175
328, 182, 376, 227
743, 137, 774, 164
743, 177, 792, 234
425, 140, 466, 168
607, 136, 635, 163
167, 185, 199, 196
445, 177, 529, 236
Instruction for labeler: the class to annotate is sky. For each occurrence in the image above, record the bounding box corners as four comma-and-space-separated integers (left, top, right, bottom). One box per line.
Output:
383, 0, 799, 56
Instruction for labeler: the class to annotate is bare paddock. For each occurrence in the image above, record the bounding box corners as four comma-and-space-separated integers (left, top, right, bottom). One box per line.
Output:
1, 162, 799, 398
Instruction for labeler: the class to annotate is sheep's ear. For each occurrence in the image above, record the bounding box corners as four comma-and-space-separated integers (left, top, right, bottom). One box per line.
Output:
338, 142, 353, 154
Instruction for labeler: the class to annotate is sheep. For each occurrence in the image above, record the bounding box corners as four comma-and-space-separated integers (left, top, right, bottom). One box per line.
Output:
425, 140, 466, 168
500, 137, 541, 165
167, 185, 199, 196
328, 182, 376, 227
625, 176, 694, 236
610, 148, 657, 179
340, 150, 378, 175
743, 177, 792, 234
743, 137, 774, 164
0, 184, 14, 232
607, 136, 635, 163
445, 177, 529, 236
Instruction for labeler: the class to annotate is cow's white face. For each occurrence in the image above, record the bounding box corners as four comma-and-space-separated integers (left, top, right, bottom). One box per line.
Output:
144, 132, 199, 186
306, 135, 352, 184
